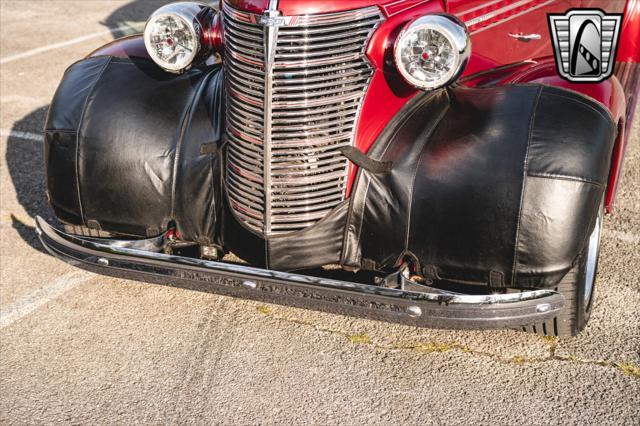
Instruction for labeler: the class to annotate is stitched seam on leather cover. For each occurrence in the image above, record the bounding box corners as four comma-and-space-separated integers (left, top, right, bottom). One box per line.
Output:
511, 86, 543, 287
527, 172, 604, 187
75, 57, 112, 226
405, 93, 451, 251
340, 164, 372, 265
352, 177, 371, 266
516, 83, 615, 124
341, 156, 368, 265
170, 75, 209, 219
340, 168, 363, 265
542, 90, 615, 124
373, 92, 443, 161
201, 70, 222, 246
341, 92, 441, 267
43, 129, 76, 134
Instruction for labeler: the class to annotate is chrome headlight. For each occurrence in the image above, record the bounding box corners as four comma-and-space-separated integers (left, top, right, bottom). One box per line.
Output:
394, 15, 471, 90
144, 2, 215, 73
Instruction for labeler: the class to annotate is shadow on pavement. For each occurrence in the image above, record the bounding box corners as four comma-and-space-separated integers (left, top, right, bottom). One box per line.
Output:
5, 0, 173, 253
6, 107, 55, 253
101, 0, 173, 38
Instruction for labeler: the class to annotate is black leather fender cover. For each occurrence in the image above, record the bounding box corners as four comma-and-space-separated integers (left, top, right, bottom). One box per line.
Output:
222, 178, 350, 271
343, 85, 617, 289
44, 56, 224, 242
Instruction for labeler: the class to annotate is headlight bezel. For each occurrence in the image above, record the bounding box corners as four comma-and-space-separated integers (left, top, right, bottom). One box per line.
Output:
143, 2, 214, 73
394, 14, 471, 90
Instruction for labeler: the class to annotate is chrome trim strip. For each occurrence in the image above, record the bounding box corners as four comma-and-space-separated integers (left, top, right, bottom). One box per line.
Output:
277, 18, 381, 35
457, 0, 505, 16
262, 0, 279, 235
464, 0, 539, 26
469, 0, 556, 35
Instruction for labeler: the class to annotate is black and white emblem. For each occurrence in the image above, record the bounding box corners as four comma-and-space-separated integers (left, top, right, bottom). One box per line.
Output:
548, 9, 622, 82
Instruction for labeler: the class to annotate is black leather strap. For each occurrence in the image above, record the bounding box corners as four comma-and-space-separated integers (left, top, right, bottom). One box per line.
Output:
339, 146, 392, 174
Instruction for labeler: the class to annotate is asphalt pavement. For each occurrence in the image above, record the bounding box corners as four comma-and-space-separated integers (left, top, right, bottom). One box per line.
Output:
0, 1, 638, 424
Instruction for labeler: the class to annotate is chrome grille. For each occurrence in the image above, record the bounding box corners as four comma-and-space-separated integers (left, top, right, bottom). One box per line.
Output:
222, 1, 383, 235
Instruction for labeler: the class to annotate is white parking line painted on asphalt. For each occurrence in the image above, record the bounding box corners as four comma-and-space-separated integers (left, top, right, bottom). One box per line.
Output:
0, 271, 93, 329
0, 30, 115, 65
0, 19, 147, 65
0, 1, 219, 65
0, 129, 42, 142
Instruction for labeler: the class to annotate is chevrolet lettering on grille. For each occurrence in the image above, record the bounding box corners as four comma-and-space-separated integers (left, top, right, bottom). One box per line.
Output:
256, 15, 298, 27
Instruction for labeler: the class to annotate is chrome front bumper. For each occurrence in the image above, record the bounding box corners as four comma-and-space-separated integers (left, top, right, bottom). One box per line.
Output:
36, 216, 564, 330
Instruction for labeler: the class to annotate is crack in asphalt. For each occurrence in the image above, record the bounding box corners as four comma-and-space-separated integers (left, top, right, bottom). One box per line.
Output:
255, 306, 640, 379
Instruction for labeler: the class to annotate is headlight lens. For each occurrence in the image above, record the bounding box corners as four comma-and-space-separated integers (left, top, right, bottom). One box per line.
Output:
144, 2, 214, 73
145, 14, 198, 72
394, 15, 471, 90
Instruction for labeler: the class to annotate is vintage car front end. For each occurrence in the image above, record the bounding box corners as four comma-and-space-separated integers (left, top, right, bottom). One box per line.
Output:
38, 0, 638, 336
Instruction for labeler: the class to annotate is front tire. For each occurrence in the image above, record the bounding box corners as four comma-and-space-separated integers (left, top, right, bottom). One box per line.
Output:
524, 199, 604, 337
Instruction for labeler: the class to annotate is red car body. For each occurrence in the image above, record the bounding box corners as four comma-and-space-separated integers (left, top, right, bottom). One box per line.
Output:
95, 0, 639, 210
217, 0, 636, 208
40, 0, 640, 336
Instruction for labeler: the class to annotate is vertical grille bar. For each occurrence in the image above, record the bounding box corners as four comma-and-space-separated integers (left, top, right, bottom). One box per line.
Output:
223, 1, 383, 236
262, 0, 280, 234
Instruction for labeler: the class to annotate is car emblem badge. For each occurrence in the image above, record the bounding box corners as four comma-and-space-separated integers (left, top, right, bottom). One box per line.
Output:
252, 0, 299, 27
257, 15, 299, 27
548, 9, 623, 83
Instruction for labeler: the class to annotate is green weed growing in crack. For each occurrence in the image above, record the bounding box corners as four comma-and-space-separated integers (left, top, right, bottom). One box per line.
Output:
614, 363, 640, 378
256, 306, 272, 315
512, 356, 527, 365
256, 311, 639, 378
347, 333, 372, 344
540, 335, 558, 346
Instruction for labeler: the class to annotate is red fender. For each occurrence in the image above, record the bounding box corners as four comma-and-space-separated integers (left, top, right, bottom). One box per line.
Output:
87, 34, 150, 59
619, 0, 640, 63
